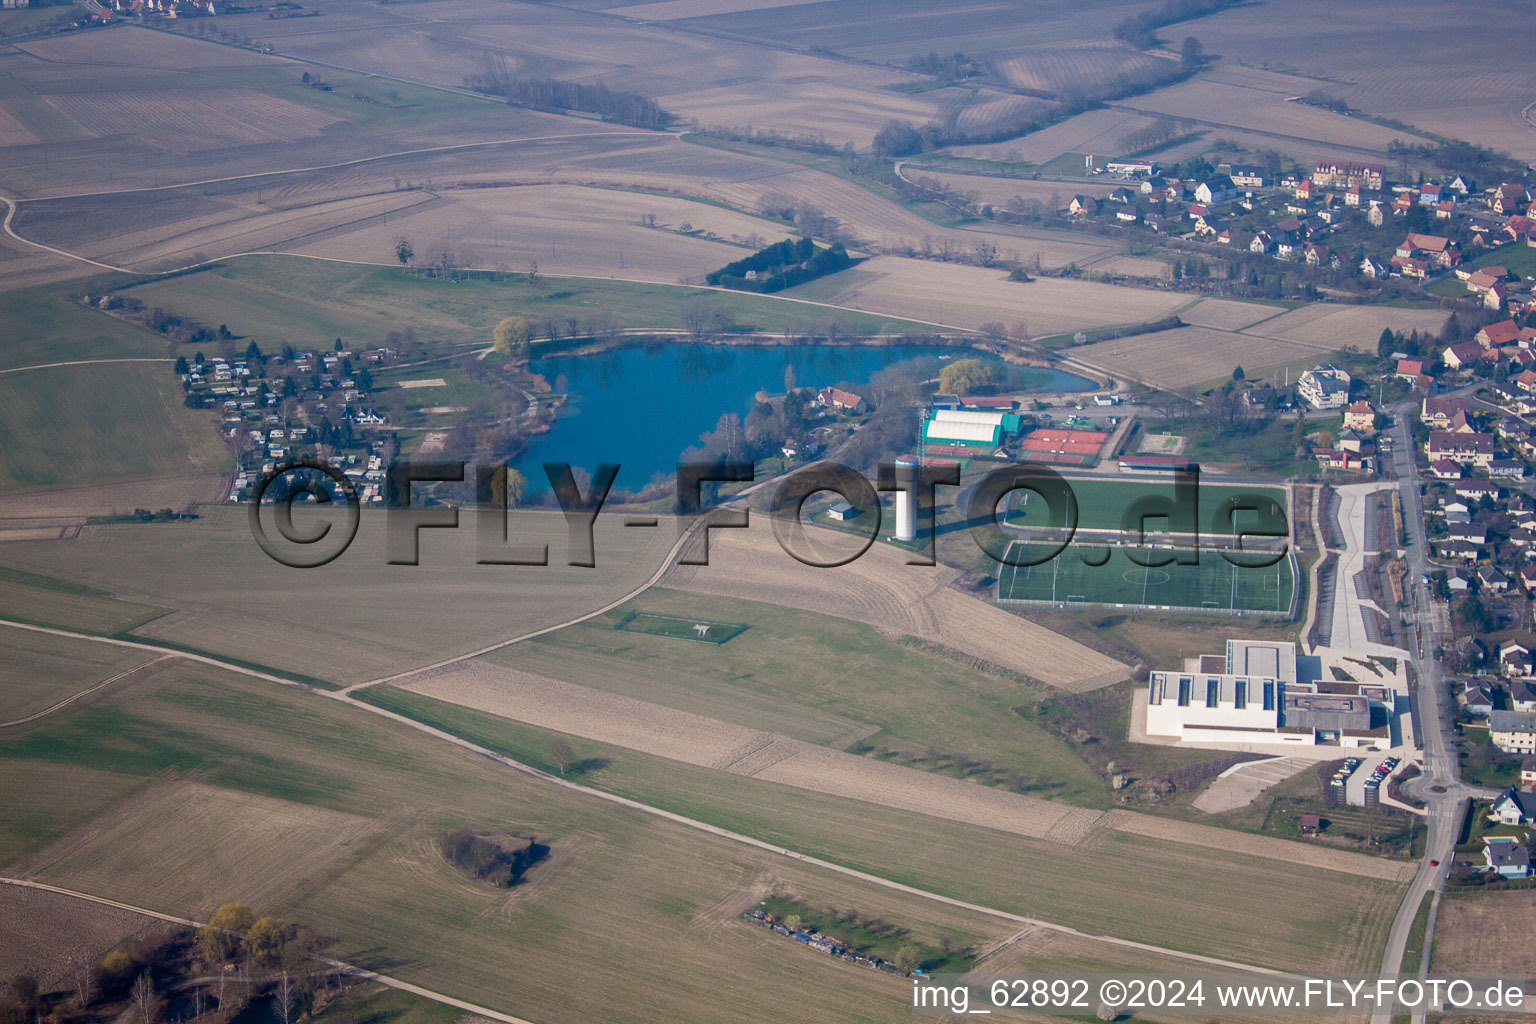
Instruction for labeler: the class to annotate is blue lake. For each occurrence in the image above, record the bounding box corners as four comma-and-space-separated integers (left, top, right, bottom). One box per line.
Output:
516, 342, 1095, 494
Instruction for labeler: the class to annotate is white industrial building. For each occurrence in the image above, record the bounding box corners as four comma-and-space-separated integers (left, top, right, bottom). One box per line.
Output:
1145, 640, 1398, 747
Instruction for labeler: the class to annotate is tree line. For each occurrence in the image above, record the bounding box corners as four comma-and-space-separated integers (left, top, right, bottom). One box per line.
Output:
440, 831, 550, 888
1112, 0, 1237, 49
704, 236, 853, 292
465, 72, 672, 129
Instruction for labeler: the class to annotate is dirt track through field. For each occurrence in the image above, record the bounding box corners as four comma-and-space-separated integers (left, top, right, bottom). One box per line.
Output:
402, 661, 1418, 881
660, 523, 1127, 691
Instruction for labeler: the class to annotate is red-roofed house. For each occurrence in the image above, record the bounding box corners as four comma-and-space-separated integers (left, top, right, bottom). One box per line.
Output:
1443, 341, 1486, 370
1344, 400, 1377, 432
1431, 459, 1463, 480
816, 387, 866, 413
1468, 267, 1509, 293
1494, 184, 1530, 214
1479, 320, 1524, 348
1395, 358, 1425, 381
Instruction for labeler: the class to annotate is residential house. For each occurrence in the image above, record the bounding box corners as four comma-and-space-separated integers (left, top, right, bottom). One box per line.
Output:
1367, 202, 1391, 227
1447, 568, 1474, 591
1249, 231, 1274, 255
1343, 400, 1376, 433
1455, 480, 1501, 502
1436, 199, 1456, 219
1344, 184, 1364, 207
1480, 566, 1512, 593
1228, 164, 1266, 188
1493, 184, 1530, 214
1463, 682, 1497, 716
1313, 160, 1384, 190
1468, 267, 1510, 294
1303, 243, 1334, 268
1360, 255, 1387, 277
1511, 679, 1536, 712
1488, 283, 1513, 311
1438, 539, 1480, 562
1395, 358, 1425, 382
1430, 458, 1462, 480
1489, 457, 1527, 480
1428, 431, 1495, 467
1443, 341, 1486, 370
816, 387, 866, 413
1525, 565, 1536, 593
1068, 195, 1097, 216
1483, 836, 1531, 878
1491, 787, 1536, 825
1195, 176, 1237, 204
1491, 710, 1536, 753
1297, 364, 1351, 409
1501, 641, 1534, 678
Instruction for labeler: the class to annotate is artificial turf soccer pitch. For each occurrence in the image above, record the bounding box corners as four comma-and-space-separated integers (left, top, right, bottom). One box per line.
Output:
996, 541, 1297, 614
1006, 478, 1289, 536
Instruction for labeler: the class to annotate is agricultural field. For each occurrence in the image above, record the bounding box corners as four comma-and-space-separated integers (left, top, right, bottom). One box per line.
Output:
0, 362, 228, 496
0, 283, 170, 370
0, 661, 1035, 1024
0, 627, 159, 723
292, 184, 787, 285
1178, 297, 1289, 332
398, 659, 1112, 840
0, 567, 165, 636
906, 170, 1113, 210
1239, 303, 1449, 351
1124, 65, 1433, 161
1162, 0, 1536, 164
945, 108, 1157, 166
993, 42, 1170, 96
0, 885, 154, 988
0, 26, 612, 199
360, 684, 1407, 974
113, 255, 936, 353
997, 542, 1296, 617
646, 0, 1150, 64
1072, 325, 1329, 391
658, 523, 1129, 691
795, 256, 1188, 335
211, 0, 955, 148
0, 507, 681, 683
487, 586, 1108, 798
1431, 890, 1536, 975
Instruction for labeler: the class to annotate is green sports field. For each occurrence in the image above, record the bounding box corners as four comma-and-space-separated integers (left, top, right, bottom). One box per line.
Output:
1007, 478, 1289, 537
996, 541, 1296, 615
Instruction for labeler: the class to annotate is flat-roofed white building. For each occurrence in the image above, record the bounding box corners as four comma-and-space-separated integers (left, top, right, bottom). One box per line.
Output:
1144, 640, 1397, 747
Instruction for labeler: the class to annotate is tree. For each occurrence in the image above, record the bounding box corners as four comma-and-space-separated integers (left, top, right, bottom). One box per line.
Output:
893, 945, 922, 973
546, 737, 575, 776
131, 972, 162, 1024
872, 119, 922, 158
505, 467, 527, 509
526, 259, 542, 292
783, 914, 802, 933
199, 903, 255, 962
1377, 327, 1397, 359
492, 316, 531, 358
979, 321, 1007, 343
938, 357, 998, 395
245, 917, 294, 964
1232, 365, 1245, 381
393, 237, 414, 266
174, 356, 188, 374
1180, 36, 1204, 72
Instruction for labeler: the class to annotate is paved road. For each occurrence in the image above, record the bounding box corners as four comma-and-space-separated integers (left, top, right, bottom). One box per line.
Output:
1371, 403, 1472, 1024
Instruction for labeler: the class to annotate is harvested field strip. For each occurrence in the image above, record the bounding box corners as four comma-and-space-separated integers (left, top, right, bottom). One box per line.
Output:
1179, 297, 1289, 332
21, 778, 382, 916
1071, 325, 1326, 391
0, 884, 157, 989
658, 522, 1127, 691
398, 661, 1105, 843
1103, 809, 1415, 882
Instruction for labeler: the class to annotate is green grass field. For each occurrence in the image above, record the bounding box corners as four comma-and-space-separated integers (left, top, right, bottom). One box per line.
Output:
0, 362, 227, 492
1006, 478, 1289, 536
488, 587, 1106, 804
0, 284, 170, 371
997, 541, 1296, 615
615, 610, 748, 644
115, 256, 937, 354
